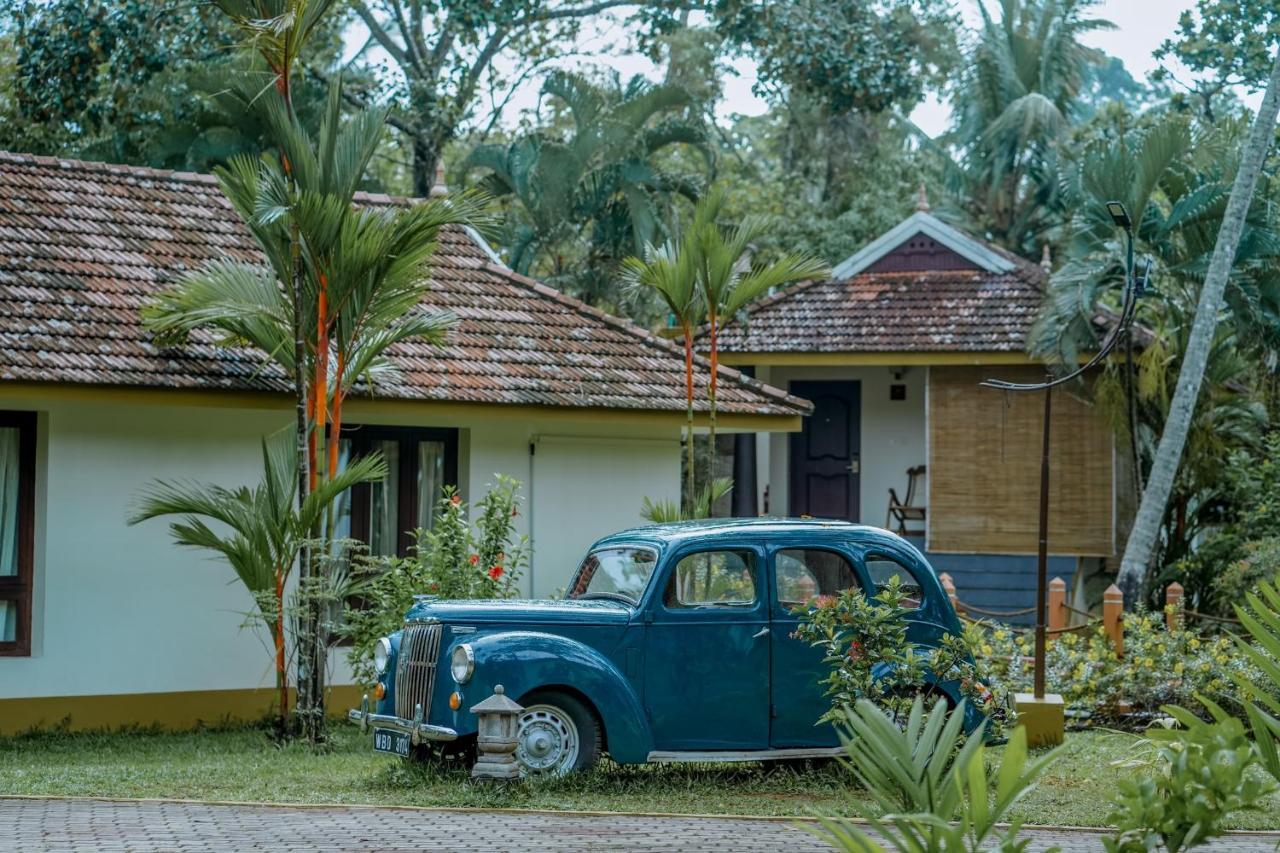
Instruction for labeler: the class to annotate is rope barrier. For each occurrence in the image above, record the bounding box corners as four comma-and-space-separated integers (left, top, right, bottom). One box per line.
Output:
1182, 608, 1242, 625
954, 600, 1037, 618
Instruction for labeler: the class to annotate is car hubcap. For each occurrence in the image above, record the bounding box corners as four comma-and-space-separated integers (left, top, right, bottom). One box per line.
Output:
516, 704, 580, 776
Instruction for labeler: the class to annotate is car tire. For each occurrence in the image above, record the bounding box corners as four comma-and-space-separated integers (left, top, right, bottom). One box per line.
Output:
515, 690, 602, 776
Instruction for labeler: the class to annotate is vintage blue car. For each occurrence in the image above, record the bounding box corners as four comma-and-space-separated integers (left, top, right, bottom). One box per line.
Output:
349, 518, 979, 775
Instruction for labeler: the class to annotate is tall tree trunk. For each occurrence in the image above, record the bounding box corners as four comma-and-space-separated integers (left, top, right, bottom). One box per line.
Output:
1116, 49, 1280, 606
682, 327, 696, 511
411, 128, 447, 198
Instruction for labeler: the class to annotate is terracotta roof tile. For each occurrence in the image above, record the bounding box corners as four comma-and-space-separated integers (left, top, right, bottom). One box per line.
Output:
0, 151, 808, 417
715, 258, 1048, 354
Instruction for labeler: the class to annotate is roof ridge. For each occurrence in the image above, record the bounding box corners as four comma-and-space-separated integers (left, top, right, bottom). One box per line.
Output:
0, 150, 434, 208
0, 149, 221, 187
483, 263, 812, 413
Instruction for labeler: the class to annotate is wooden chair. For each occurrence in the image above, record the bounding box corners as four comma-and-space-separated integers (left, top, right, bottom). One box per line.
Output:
886, 465, 927, 536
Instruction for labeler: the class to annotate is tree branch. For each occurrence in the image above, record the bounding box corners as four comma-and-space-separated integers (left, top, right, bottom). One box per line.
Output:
351, 1, 416, 72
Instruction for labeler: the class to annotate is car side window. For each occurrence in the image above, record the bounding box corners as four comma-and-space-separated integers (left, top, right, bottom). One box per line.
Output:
665, 550, 757, 608
775, 548, 860, 607
865, 554, 924, 610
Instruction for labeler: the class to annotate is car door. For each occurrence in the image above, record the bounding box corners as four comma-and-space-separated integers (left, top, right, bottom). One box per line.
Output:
643, 544, 770, 751
768, 544, 864, 748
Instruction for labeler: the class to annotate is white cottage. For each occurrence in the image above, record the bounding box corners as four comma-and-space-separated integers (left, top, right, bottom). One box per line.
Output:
0, 152, 807, 732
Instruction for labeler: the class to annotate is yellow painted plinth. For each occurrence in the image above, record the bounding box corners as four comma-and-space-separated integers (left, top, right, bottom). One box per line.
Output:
1013, 692, 1065, 747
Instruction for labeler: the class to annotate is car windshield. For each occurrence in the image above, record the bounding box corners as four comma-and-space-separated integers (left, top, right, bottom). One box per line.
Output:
567, 546, 658, 605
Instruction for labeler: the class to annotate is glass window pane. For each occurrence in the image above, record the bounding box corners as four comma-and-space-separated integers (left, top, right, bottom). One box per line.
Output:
865, 556, 924, 610
776, 549, 859, 606
415, 441, 446, 531
0, 427, 19, 577
666, 550, 757, 607
568, 547, 658, 604
330, 438, 354, 545
0, 600, 14, 643
368, 440, 400, 557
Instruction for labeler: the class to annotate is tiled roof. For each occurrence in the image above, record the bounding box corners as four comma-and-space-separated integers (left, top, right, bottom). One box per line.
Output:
0, 152, 808, 417
714, 264, 1047, 354
713, 210, 1051, 355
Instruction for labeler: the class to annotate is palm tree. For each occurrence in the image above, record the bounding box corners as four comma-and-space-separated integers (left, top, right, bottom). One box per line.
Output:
465, 70, 712, 312
691, 187, 829, 451
128, 432, 384, 735
621, 237, 702, 508
1117, 50, 1280, 604
945, 0, 1113, 254
144, 80, 487, 738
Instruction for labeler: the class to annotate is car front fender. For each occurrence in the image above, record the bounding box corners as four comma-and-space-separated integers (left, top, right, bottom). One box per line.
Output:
452, 630, 653, 763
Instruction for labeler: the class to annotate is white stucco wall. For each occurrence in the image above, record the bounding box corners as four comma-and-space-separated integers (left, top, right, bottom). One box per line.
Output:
755, 365, 927, 525
0, 394, 680, 700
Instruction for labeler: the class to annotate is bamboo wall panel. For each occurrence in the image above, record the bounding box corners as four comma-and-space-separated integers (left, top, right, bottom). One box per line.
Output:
927, 366, 1114, 556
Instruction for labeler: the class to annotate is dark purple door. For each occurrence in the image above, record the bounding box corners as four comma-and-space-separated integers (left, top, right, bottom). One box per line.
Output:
788, 380, 860, 521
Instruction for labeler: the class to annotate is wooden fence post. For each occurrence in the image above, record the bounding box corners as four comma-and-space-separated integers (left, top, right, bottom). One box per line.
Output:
940, 572, 961, 616
1165, 581, 1184, 631
1048, 576, 1066, 633
1103, 584, 1124, 657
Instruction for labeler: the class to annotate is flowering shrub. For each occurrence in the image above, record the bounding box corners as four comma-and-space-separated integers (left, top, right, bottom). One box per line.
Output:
344, 475, 528, 686
969, 607, 1271, 724
792, 577, 1002, 727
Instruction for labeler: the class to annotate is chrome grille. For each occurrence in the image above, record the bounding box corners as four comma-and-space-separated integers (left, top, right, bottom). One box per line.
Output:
394, 622, 443, 720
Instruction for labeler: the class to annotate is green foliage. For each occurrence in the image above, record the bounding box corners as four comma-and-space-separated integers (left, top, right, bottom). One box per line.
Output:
464, 69, 711, 315
791, 578, 998, 726
640, 477, 733, 524
812, 697, 1060, 853
945, 0, 1114, 254
715, 0, 958, 115
344, 477, 527, 687
969, 612, 1273, 724
1105, 706, 1276, 852
1156, 0, 1280, 115
1231, 578, 1280, 785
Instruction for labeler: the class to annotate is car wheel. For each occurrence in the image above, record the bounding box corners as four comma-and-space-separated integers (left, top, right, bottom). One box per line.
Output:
515, 690, 602, 777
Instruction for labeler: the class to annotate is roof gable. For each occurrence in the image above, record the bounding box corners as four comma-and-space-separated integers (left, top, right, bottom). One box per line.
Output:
831, 211, 1017, 279
0, 151, 808, 418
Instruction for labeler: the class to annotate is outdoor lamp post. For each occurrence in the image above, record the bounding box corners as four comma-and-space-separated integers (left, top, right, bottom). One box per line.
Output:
981, 201, 1147, 745
470, 684, 523, 781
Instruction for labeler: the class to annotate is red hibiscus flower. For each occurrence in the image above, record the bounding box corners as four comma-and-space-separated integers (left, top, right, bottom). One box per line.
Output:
468, 554, 479, 566
488, 565, 504, 580
450, 494, 462, 506
847, 640, 863, 660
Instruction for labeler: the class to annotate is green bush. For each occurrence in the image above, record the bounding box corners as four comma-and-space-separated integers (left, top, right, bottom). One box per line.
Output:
1105, 706, 1276, 852
344, 476, 528, 687
969, 611, 1270, 724
792, 578, 1001, 726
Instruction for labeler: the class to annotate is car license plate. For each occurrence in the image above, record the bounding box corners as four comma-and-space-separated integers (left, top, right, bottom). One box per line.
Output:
372, 727, 411, 757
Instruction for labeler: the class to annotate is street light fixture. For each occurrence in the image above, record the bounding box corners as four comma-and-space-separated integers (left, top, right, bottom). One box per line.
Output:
980, 202, 1149, 712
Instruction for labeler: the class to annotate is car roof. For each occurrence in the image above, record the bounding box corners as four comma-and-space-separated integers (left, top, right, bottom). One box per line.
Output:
590, 517, 909, 551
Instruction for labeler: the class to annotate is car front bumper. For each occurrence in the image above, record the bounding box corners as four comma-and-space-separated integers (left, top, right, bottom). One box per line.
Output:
346, 695, 458, 744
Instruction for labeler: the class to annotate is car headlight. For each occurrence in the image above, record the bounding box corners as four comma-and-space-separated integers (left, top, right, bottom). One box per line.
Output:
450, 643, 475, 684
373, 637, 391, 675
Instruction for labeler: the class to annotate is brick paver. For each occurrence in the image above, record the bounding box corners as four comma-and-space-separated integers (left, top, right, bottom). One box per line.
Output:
2, 797, 1278, 852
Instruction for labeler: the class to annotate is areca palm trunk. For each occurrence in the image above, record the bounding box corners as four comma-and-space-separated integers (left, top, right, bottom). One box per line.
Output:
1117, 49, 1280, 606
682, 324, 696, 510
707, 310, 719, 480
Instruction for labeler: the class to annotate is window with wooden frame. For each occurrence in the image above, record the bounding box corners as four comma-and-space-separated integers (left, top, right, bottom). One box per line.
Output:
0, 411, 36, 657
332, 425, 459, 558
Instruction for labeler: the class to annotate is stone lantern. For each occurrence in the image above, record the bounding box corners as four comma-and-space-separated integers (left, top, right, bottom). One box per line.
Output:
470, 684, 523, 781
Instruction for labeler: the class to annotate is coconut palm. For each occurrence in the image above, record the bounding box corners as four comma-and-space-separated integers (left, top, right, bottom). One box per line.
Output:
128, 432, 385, 735
945, 0, 1113, 254
1118, 51, 1280, 604
464, 70, 712, 312
691, 186, 829, 451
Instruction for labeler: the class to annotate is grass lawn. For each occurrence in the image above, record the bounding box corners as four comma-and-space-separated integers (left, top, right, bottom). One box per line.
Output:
2, 724, 1278, 830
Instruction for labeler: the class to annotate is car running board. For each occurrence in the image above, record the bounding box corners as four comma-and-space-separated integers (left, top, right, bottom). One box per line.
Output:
646, 747, 844, 763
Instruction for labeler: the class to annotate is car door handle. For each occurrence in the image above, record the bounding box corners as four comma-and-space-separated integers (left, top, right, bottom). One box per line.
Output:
752, 627, 770, 639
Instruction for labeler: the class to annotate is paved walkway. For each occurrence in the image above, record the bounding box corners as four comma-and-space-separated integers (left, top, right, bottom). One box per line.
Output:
3, 797, 1279, 852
